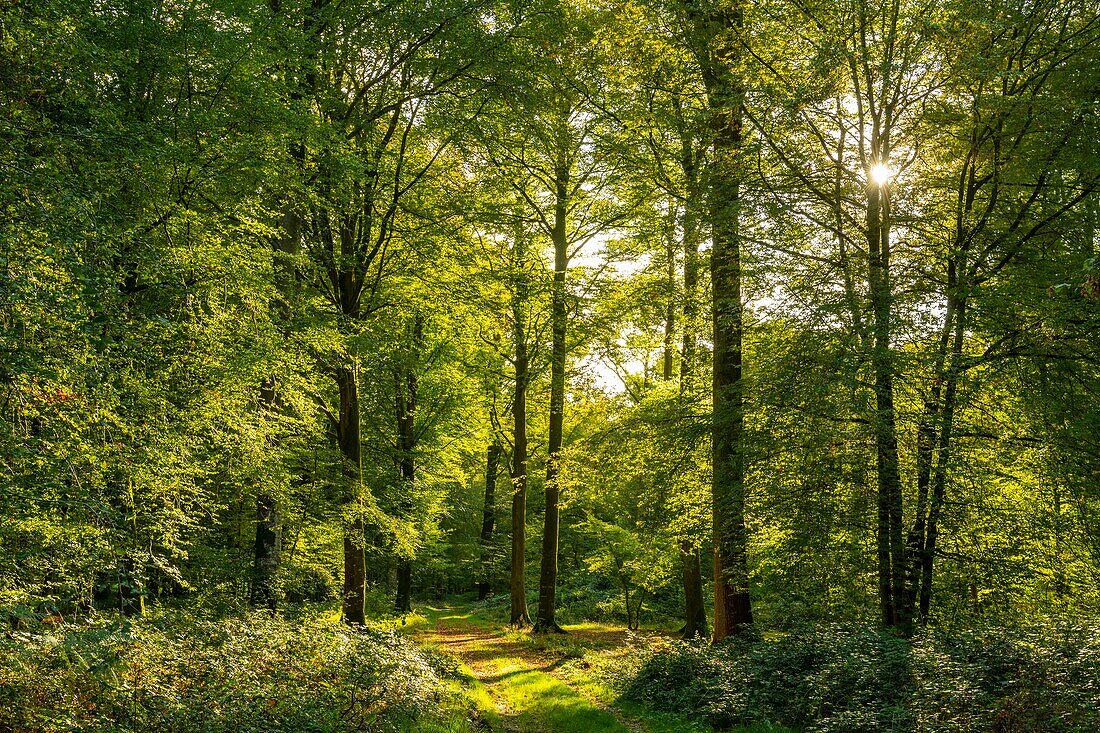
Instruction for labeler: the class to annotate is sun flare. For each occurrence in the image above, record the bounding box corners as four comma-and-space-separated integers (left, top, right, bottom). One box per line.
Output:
870, 162, 893, 186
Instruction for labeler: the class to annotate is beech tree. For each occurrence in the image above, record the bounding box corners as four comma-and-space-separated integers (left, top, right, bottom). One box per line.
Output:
679, 0, 756, 640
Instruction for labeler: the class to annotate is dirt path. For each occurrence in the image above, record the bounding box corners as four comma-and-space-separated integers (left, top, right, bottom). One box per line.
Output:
413, 605, 647, 733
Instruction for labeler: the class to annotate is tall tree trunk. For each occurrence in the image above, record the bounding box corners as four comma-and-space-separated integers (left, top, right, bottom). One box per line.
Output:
394, 315, 422, 614
250, 210, 300, 611
905, 330, 947, 619
251, 375, 281, 610
679, 147, 708, 640
918, 296, 966, 621
867, 168, 907, 630
337, 365, 366, 624
695, 0, 753, 641
510, 225, 532, 627
534, 157, 569, 635
479, 443, 500, 600
906, 277, 956, 622
680, 539, 707, 638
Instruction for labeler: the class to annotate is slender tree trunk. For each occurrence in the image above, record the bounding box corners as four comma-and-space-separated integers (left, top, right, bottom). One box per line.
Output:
337, 365, 366, 625
905, 281, 955, 622
831, 116, 867, 340
1052, 477, 1067, 600
479, 443, 500, 600
681, 193, 700, 393
621, 567, 635, 631
251, 378, 281, 611
696, 0, 753, 641
680, 540, 707, 638
918, 297, 966, 620
631, 589, 645, 631
867, 172, 907, 630
905, 331, 947, 618
510, 227, 532, 627
670, 185, 708, 639
659, 203, 706, 638
679, 162, 708, 640
534, 157, 569, 634
250, 210, 300, 611
395, 561, 412, 612
394, 316, 422, 614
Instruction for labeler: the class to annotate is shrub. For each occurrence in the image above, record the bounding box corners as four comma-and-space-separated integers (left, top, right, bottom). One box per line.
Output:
621, 621, 1100, 732
280, 561, 339, 604
0, 612, 477, 733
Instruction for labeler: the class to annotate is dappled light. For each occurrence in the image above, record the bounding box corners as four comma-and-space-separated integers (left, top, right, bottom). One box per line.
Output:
3, 0, 1098, 731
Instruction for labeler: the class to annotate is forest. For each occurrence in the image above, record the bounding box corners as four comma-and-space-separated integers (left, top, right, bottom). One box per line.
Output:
1, 0, 1099, 731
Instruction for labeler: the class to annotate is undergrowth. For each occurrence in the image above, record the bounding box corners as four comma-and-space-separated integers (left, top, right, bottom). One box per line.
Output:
617, 621, 1100, 732
0, 611, 483, 733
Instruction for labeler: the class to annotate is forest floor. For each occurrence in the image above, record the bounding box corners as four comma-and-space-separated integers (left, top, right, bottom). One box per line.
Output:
408, 602, 710, 733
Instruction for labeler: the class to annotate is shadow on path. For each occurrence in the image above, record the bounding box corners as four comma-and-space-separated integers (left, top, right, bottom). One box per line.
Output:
412, 604, 646, 733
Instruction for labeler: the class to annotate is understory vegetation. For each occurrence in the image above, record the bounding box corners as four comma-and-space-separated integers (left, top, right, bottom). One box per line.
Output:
0, 611, 482, 733
620, 622, 1100, 733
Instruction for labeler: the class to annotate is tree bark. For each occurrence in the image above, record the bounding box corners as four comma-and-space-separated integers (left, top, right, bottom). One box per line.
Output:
479, 443, 500, 599
678, 148, 709, 639
694, 0, 753, 641
394, 315, 422, 614
395, 560, 412, 613
250, 489, 280, 611
680, 540, 708, 638
250, 373, 281, 611
534, 155, 569, 635
337, 365, 366, 625
918, 296, 965, 620
510, 226, 532, 627
867, 172, 907, 631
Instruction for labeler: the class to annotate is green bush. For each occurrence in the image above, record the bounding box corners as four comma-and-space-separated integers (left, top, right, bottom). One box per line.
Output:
621, 622, 1100, 732
0, 612, 479, 733
280, 561, 340, 604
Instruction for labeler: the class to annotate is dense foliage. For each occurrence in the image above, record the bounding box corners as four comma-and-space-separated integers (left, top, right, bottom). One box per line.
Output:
623, 622, 1100, 732
2, 0, 1099, 728
0, 612, 480, 733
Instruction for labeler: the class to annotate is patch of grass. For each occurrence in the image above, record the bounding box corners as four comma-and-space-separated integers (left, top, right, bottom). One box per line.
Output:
427, 605, 496, 631
490, 657, 629, 733
405, 714, 482, 733
552, 640, 715, 733
412, 600, 797, 733
417, 642, 502, 731
414, 603, 630, 731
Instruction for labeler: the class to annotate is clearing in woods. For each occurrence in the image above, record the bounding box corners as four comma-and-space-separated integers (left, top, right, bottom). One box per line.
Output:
409, 602, 706, 733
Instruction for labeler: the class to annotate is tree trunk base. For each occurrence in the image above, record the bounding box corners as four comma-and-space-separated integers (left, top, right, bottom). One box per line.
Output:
681, 620, 708, 640
532, 618, 566, 634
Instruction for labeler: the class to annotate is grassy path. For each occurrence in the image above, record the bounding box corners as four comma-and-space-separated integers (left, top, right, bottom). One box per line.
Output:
411, 604, 696, 733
